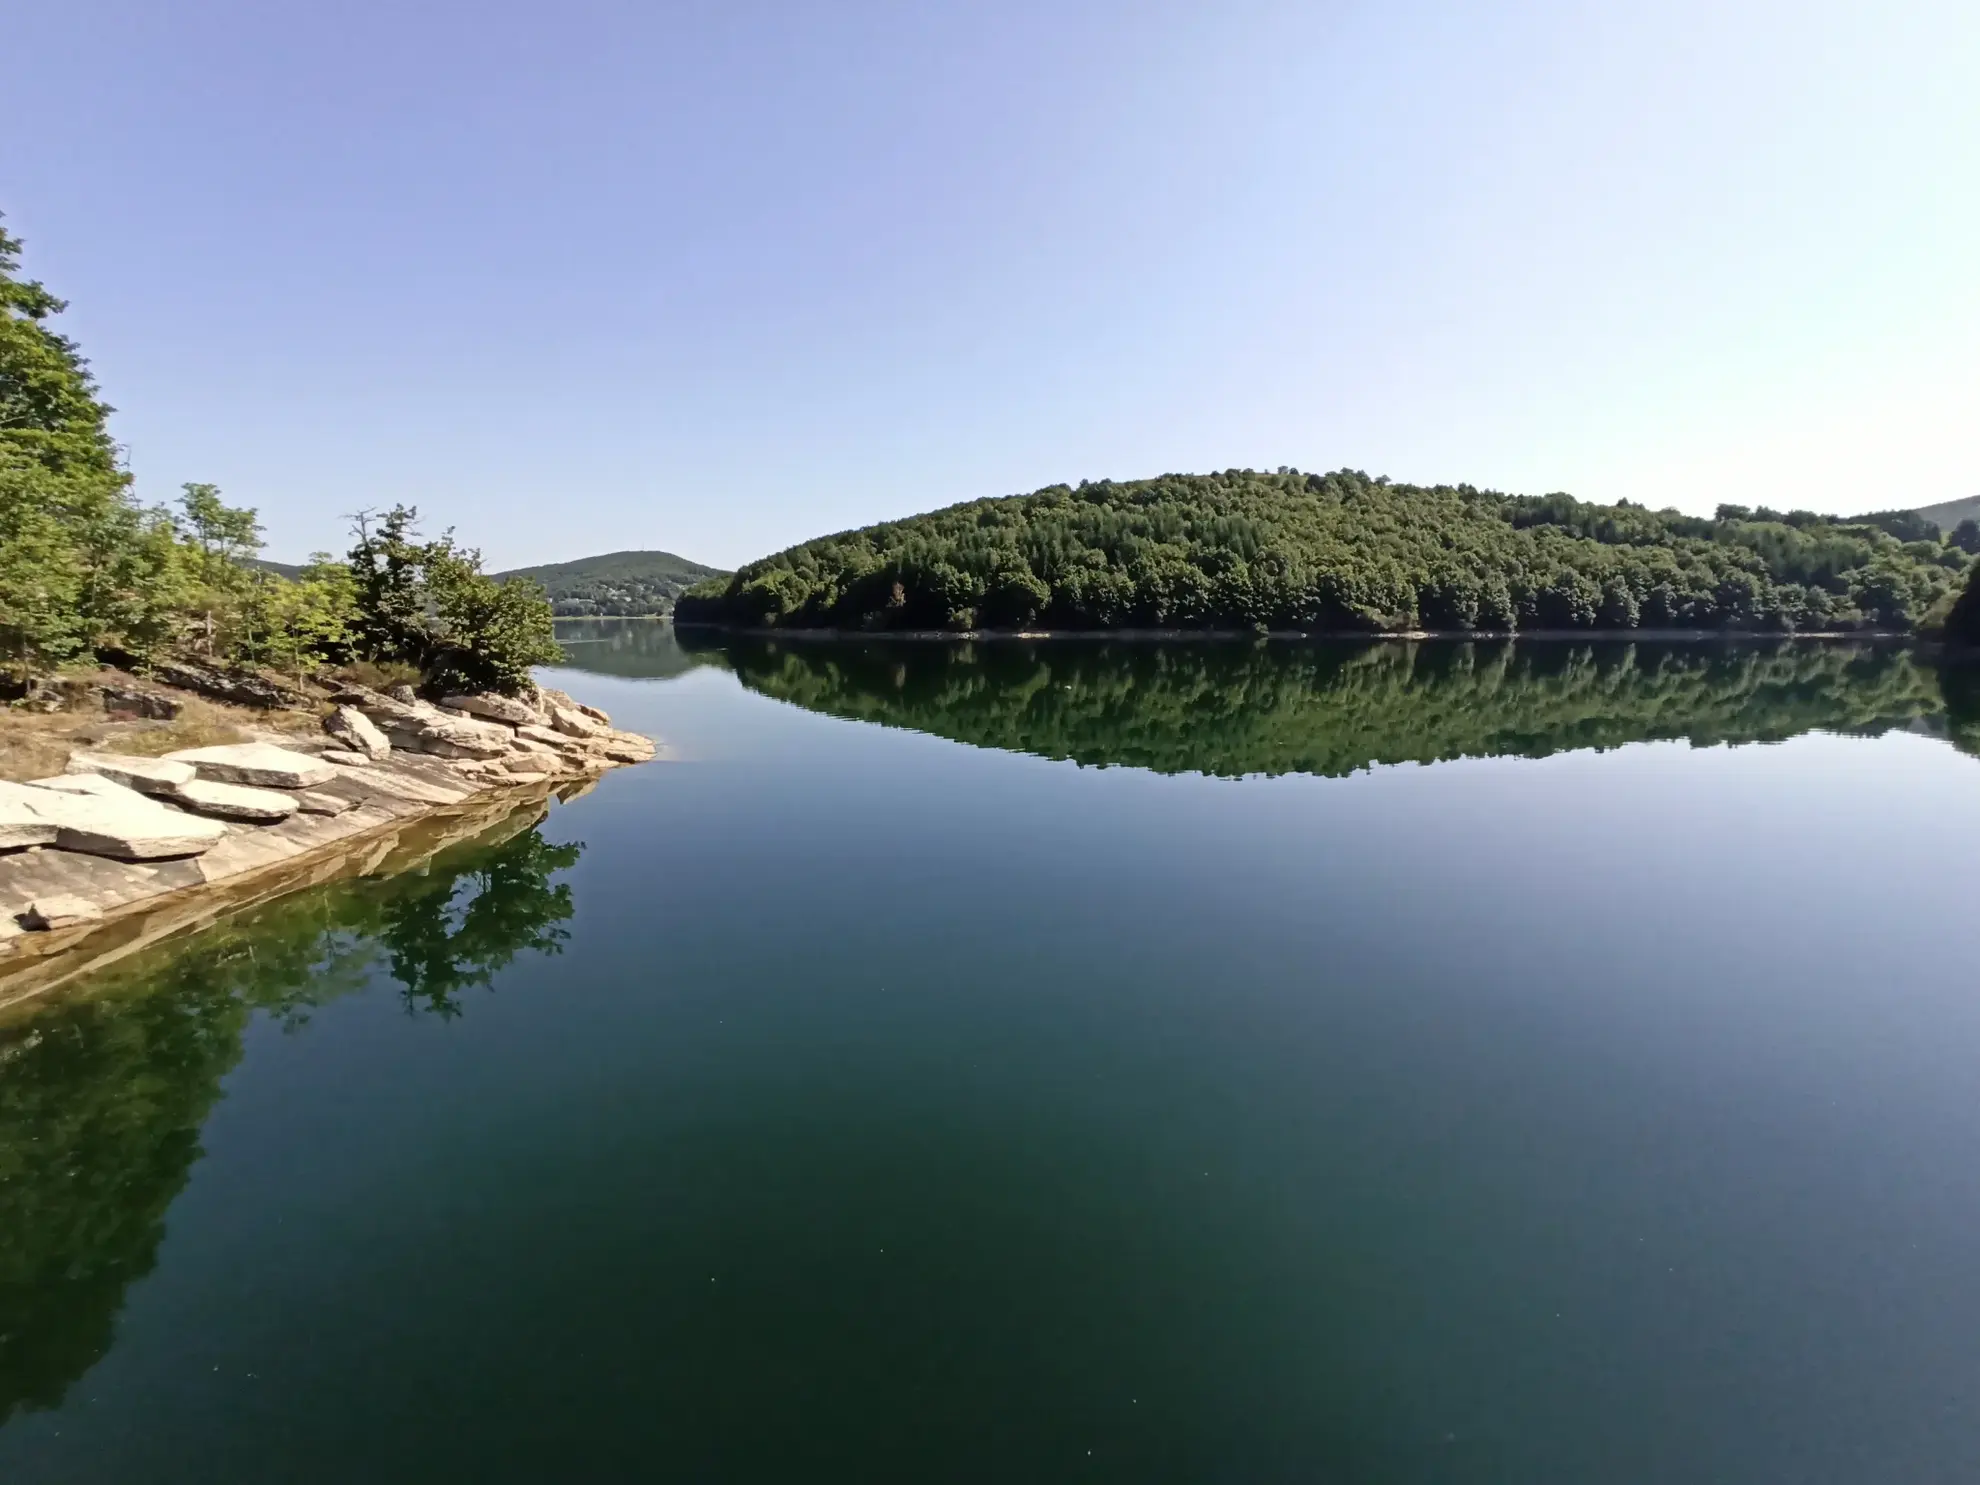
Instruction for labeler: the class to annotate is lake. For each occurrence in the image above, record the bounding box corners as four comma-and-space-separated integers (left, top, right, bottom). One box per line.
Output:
4, 626, 1980, 1481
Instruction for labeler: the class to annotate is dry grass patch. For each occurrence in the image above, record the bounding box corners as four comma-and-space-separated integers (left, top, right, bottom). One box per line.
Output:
3, 680, 331, 782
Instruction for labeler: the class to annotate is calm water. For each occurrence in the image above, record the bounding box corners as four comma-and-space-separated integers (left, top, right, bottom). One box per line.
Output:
5, 631, 1980, 1482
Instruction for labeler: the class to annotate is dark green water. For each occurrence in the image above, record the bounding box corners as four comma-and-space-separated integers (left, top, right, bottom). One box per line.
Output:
5, 634, 1980, 1482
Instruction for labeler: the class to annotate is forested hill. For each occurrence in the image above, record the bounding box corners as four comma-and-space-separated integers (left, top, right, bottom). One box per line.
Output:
674, 470, 1972, 635
493, 550, 727, 617
696, 638, 1954, 779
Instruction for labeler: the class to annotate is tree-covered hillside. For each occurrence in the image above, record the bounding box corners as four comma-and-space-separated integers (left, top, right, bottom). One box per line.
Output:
675, 470, 1972, 635
496, 550, 726, 617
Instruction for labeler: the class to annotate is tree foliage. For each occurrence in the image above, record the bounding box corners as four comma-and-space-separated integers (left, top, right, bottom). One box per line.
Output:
347, 506, 562, 695
676, 471, 1970, 636
0, 217, 555, 694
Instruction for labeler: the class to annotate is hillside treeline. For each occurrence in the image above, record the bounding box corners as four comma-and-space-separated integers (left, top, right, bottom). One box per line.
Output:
695, 637, 1951, 778
677, 470, 1978, 635
498, 551, 726, 617
0, 219, 556, 694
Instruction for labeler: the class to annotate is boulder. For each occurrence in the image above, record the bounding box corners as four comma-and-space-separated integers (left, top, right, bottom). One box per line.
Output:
546, 703, 609, 740
442, 693, 541, 726
65, 751, 199, 797
164, 743, 338, 790
386, 683, 420, 704
318, 704, 388, 760
321, 749, 374, 767
97, 684, 183, 720
324, 705, 392, 759
0, 780, 227, 860
19, 895, 103, 930
151, 660, 307, 710
171, 779, 299, 823
541, 687, 610, 726
295, 790, 355, 816
383, 714, 514, 760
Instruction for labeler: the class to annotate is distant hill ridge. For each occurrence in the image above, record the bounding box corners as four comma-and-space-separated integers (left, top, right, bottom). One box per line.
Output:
251, 549, 728, 617
1913, 496, 1980, 533
492, 549, 728, 617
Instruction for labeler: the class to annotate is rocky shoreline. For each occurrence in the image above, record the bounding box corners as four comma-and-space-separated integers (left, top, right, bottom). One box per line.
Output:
0, 681, 656, 1002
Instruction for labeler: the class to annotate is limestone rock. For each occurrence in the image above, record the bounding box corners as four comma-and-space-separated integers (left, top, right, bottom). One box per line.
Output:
541, 687, 610, 726
19, 894, 104, 930
598, 735, 657, 764
295, 790, 355, 816
171, 779, 299, 823
321, 749, 373, 767
324, 705, 391, 759
500, 770, 549, 785
0, 779, 227, 860
383, 714, 515, 760
165, 742, 338, 790
65, 751, 199, 797
386, 683, 420, 704
442, 693, 540, 726
516, 723, 592, 755
546, 703, 609, 739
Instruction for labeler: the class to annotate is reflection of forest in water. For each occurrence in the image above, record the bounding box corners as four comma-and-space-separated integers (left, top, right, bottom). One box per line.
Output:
0, 815, 583, 1424
552, 618, 706, 679
696, 637, 1980, 776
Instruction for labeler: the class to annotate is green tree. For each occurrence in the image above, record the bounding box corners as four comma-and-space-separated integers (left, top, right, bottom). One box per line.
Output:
346, 506, 560, 695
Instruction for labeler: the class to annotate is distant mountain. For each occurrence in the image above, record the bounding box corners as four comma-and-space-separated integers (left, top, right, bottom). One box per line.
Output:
1915, 496, 1980, 532
493, 549, 729, 617
246, 558, 308, 580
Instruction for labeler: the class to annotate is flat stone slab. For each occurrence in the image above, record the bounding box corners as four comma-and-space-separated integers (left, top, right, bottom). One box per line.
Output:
25, 774, 142, 799
66, 751, 198, 796
442, 693, 541, 726
0, 787, 60, 851
172, 779, 299, 823
321, 749, 373, 767
0, 779, 228, 861
295, 790, 355, 816
164, 742, 337, 790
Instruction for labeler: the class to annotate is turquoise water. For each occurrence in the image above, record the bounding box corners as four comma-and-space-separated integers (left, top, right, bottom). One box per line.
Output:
4, 634, 1980, 1481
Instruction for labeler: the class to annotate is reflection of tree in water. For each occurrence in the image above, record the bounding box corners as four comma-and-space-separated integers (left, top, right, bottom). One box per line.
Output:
0, 817, 583, 1423
699, 636, 1953, 777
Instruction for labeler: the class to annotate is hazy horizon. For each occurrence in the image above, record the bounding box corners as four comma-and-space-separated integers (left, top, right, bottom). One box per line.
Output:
5, 0, 1975, 570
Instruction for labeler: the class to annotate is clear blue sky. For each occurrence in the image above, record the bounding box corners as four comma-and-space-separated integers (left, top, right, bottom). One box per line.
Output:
4, 1, 1975, 570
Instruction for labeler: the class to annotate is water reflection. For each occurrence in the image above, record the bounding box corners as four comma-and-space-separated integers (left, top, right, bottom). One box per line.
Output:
0, 814, 583, 1423
685, 636, 1963, 775
553, 618, 707, 680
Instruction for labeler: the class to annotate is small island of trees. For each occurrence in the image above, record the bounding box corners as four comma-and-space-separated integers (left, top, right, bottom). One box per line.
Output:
677, 470, 1980, 637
